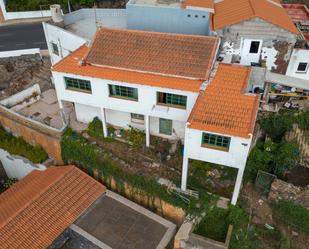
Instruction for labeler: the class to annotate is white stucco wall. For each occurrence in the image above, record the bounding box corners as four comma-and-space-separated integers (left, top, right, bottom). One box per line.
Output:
53, 71, 198, 140
0, 148, 46, 180
184, 127, 252, 169
286, 48, 309, 80
43, 22, 87, 65
0, 0, 51, 20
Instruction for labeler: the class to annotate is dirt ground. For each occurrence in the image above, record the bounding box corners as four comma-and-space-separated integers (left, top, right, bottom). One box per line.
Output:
241, 184, 309, 249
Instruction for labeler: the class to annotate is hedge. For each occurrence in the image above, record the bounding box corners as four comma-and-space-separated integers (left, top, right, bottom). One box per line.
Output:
0, 126, 48, 163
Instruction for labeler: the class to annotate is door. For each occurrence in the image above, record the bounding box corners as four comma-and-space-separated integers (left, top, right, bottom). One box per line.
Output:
159, 118, 173, 135
240, 39, 263, 66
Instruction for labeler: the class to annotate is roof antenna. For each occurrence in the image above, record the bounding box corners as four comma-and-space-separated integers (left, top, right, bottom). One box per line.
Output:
94, 3, 98, 28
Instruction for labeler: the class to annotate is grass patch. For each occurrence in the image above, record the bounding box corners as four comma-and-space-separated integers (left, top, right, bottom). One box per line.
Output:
0, 125, 48, 163
194, 207, 229, 242
272, 200, 309, 234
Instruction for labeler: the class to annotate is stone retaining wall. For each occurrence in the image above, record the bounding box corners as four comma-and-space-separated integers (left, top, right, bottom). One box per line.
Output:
268, 179, 309, 208
93, 169, 186, 225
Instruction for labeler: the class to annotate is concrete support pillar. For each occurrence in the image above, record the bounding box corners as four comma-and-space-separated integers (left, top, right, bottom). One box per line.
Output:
145, 115, 150, 147
181, 155, 189, 191
58, 98, 63, 109
231, 167, 245, 205
100, 107, 108, 138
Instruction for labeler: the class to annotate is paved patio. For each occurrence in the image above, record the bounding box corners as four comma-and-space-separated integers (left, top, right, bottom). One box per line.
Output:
74, 191, 176, 249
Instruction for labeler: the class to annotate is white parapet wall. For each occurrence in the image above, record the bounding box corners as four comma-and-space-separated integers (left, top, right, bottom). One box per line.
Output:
0, 148, 46, 180
0, 0, 51, 20
0, 84, 41, 108
0, 48, 41, 58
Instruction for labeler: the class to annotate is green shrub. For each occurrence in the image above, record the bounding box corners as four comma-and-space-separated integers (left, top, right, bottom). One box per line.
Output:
6, 0, 96, 11
272, 200, 309, 234
245, 140, 299, 181
195, 207, 230, 242
0, 126, 48, 163
2, 178, 18, 190
87, 117, 103, 138
259, 112, 294, 141
126, 125, 145, 148
297, 110, 309, 130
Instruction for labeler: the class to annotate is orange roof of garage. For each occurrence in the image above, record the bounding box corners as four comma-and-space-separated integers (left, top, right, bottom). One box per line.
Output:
188, 64, 260, 138
213, 0, 299, 34
52, 45, 204, 92
0, 166, 105, 249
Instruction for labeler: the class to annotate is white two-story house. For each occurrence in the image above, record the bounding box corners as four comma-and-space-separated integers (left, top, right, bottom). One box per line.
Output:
52, 27, 219, 146
181, 64, 260, 204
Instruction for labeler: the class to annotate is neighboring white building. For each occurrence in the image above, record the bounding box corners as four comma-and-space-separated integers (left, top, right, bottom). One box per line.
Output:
52, 28, 219, 145
213, 0, 299, 74
181, 64, 259, 204
286, 47, 309, 80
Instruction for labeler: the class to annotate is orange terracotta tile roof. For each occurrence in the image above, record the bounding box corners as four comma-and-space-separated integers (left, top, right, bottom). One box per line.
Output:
85, 28, 219, 79
183, 0, 214, 10
213, 0, 299, 34
0, 166, 105, 249
52, 45, 204, 92
188, 64, 260, 138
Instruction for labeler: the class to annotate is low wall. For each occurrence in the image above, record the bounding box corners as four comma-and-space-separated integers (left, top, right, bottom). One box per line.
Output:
268, 179, 309, 208
0, 148, 46, 179
92, 169, 186, 225
0, 105, 65, 164
0, 84, 41, 108
174, 218, 233, 249
0, 48, 41, 58
0, 0, 51, 20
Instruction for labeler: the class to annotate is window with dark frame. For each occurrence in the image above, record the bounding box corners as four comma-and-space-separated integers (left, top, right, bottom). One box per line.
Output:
159, 118, 173, 135
108, 84, 138, 101
131, 113, 144, 124
296, 62, 308, 73
202, 133, 231, 150
64, 77, 91, 93
157, 92, 187, 108
51, 42, 59, 56
249, 41, 260, 54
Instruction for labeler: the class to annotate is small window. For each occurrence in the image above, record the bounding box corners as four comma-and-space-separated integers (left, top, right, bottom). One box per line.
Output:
131, 113, 144, 124
157, 92, 187, 108
109, 84, 138, 101
296, 62, 308, 73
159, 118, 173, 135
51, 42, 59, 56
202, 15, 206, 18
64, 77, 91, 93
187, 14, 191, 17
202, 133, 231, 151
195, 15, 198, 18
249, 41, 260, 54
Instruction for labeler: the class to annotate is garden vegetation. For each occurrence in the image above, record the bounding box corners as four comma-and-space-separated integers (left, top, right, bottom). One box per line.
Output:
0, 125, 48, 163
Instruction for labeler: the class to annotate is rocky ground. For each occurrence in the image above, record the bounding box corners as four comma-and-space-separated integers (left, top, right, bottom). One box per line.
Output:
0, 55, 52, 100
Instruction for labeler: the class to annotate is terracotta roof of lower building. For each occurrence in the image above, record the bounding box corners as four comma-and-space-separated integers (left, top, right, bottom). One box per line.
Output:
282, 4, 309, 23
188, 64, 260, 138
0, 166, 105, 249
85, 28, 219, 80
52, 45, 203, 92
213, 0, 299, 34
